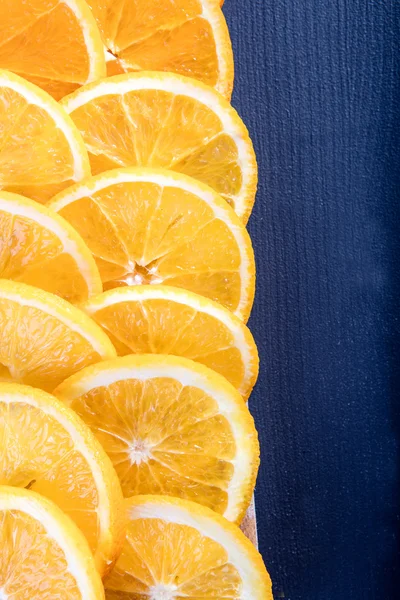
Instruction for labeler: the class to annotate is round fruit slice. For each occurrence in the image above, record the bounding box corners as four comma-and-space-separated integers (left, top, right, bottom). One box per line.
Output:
82, 286, 258, 399
0, 279, 116, 391
104, 496, 272, 600
0, 0, 106, 100
0, 383, 124, 576
62, 72, 257, 222
49, 168, 255, 320
87, 0, 233, 98
0, 486, 105, 599
0, 191, 102, 303
0, 70, 91, 203
55, 354, 259, 522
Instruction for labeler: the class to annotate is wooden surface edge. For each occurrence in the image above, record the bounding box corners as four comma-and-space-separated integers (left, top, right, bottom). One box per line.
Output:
240, 496, 258, 548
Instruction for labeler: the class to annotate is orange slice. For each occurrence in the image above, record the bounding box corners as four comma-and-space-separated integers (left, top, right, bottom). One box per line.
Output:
0, 485, 105, 598
0, 0, 106, 100
105, 495, 273, 599
87, 0, 233, 98
49, 168, 255, 320
55, 354, 259, 522
0, 191, 102, 303
0, 279, 116, 391
0, 383, 124, 576
0, 70, 91, 203
62, 72, 257, 222
82, 285, 258, 399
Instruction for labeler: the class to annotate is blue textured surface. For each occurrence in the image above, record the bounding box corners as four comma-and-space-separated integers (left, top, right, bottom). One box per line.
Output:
223, 1, 400, 598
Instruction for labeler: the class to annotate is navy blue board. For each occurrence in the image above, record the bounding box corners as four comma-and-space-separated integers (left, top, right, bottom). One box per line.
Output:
223, 1, 400, 599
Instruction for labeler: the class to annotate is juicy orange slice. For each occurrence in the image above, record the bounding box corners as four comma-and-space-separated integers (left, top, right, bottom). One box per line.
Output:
0, 191, 102, 303
0, 485, 105, 599
82, 285, 258, 399
105, 495, 272, 599
49, 168, 255, 320
0, 279, 116, 391
0, 0, 106, 100
87, 0, 233, 98
55, 354, 259, 522
0, 383, 124, 576
62, 72, 257, 222
0, 70, 91, 203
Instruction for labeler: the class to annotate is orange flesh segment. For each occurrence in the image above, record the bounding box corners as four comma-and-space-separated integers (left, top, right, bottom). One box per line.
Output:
0, 510, 83, 598
0, 0, 105, 100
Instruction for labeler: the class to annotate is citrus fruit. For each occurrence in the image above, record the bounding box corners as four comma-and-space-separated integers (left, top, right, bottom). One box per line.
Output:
49, 168, 255, 320
0, 191, 102, 303
0, 70, 91, 203
0, 485, 105, 599
0, 383, 124, 575
82, 285, 258, 398
104, 495, 273, 599
0, 0, 106, 100
87, 0, 233, 98
0, 279, 116, 391
62, 72, 257, 222
55, 354, 259, 522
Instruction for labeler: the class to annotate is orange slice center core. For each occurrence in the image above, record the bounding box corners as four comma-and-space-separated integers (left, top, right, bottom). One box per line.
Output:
129, 438, 152, 465
150, 585, 177, 600
105, 260, 163, 290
